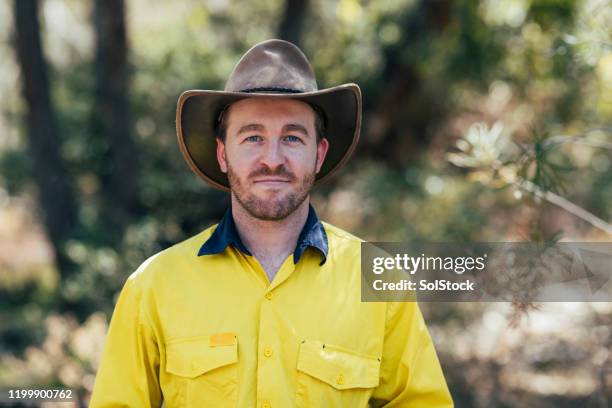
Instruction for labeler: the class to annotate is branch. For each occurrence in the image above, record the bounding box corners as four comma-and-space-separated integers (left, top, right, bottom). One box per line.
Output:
516, 178, 612, 235
544, 135, 612, 151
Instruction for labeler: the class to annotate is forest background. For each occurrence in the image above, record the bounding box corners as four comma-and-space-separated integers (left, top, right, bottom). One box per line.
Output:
0, 0, 611, 406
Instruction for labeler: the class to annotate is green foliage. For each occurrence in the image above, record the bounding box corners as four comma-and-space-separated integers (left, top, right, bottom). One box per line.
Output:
517, 128, 574, 194
0, 150, 30, 195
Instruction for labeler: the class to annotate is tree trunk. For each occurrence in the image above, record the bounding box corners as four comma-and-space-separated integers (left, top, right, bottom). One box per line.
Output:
277, 0, 310, 47
92, 0, 139, 237
13, 0, 78, 264
358, 0, 452, 167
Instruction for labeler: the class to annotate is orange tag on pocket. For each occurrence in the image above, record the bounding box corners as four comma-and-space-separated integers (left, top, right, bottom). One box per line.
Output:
209, 332, 236, 347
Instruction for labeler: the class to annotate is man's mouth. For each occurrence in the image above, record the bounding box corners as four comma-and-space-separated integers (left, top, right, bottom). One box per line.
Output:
253, 178, 292, 183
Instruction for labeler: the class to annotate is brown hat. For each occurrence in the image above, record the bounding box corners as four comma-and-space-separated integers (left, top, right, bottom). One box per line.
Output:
175, 39, 362, 191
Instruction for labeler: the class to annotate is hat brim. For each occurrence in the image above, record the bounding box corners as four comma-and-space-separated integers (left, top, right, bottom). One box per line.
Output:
176, 83, 362, 191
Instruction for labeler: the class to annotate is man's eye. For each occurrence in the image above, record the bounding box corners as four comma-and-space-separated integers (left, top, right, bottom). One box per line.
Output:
284, 135, 302, 143
245, 135, 263, 142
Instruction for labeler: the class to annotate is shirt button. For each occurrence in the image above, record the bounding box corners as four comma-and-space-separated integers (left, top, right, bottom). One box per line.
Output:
264, 347, 273, 358
265, 292, 273, 300
336, 373, 345, 385
262, 401, 271, 408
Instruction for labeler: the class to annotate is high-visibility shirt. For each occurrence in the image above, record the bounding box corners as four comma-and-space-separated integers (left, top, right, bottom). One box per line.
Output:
90, 204, 453, 407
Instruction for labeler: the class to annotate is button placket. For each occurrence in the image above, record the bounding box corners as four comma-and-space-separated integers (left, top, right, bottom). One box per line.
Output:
257, 290, 277, 407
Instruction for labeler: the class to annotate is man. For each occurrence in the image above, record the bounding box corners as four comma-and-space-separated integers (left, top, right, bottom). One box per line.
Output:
90, 39, 453, 407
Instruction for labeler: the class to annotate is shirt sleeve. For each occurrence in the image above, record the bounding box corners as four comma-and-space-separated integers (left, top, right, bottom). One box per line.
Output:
89, 275, 163, 407
370, 300, 454, 407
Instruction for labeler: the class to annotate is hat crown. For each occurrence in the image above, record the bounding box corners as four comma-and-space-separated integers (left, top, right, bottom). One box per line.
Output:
224, 39, 318, 93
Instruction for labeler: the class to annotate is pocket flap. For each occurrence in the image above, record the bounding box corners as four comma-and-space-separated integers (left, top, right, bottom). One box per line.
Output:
297, 340, 380, 390
166, 333, 238, 378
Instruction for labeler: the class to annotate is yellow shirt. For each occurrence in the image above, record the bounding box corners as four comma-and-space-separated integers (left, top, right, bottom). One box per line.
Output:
90, 217, 453, 407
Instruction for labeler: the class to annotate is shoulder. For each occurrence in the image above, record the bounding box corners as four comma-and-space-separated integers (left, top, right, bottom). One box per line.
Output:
321, 221, 364, 261
322, 221, 364, 243
126, 223, 219, 289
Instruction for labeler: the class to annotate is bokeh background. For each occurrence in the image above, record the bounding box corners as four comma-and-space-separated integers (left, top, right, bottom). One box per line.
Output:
1, 0, 611, 406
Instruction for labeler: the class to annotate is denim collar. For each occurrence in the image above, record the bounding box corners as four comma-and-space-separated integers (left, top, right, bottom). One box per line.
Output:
198, 203, 328, 265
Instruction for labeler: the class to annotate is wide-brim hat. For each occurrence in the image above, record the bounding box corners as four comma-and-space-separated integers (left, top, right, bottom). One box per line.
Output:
176, 39, 361, 191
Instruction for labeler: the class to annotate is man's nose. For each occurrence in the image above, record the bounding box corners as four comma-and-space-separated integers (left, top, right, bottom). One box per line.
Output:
259, 140, 286, 169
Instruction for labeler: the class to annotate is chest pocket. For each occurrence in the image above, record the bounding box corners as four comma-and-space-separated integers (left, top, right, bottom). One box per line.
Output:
296, 339, 380, 408
164, 333, 238, 408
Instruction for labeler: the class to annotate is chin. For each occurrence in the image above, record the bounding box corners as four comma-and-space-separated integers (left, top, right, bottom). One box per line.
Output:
253, 184, 292, 197
254, 192, 291, 206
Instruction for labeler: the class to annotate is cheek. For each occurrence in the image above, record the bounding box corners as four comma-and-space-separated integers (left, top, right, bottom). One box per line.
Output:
288, 151, 318, 173
226, 149, 257, 174
286, 156, 315, 178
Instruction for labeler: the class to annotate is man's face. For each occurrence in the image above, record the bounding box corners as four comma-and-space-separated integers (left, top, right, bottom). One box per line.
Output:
216, 97, 329, 220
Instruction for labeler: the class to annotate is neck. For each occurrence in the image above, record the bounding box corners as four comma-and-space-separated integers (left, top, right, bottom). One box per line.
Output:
230, 195, 310, 262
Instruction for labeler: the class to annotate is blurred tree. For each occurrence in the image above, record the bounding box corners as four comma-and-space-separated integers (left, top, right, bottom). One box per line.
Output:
278, 0, 310, 47
91, 0, 140, 240
13, 0, 77, 273
361, 0, 453, 166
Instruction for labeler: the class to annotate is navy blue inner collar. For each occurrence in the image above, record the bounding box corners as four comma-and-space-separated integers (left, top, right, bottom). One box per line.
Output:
198, 203, 328, 265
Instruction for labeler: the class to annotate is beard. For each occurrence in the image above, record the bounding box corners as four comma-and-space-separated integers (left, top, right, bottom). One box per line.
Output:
226, 160, 316, 221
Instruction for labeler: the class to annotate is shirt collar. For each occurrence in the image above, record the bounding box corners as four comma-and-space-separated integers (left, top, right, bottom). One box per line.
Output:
198, 203, 328, 265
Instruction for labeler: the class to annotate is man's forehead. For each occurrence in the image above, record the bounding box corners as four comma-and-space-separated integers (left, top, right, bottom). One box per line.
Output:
223, 98, 315, 131
236, 122, 310, 136
225, 97, 315, 122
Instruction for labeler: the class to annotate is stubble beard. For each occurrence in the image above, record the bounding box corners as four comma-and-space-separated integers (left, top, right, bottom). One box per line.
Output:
226, 161, 316, 221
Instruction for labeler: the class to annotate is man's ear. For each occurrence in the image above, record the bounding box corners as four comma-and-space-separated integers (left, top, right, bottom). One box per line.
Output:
216, 138, 228, 173
315, 137, 330, 174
